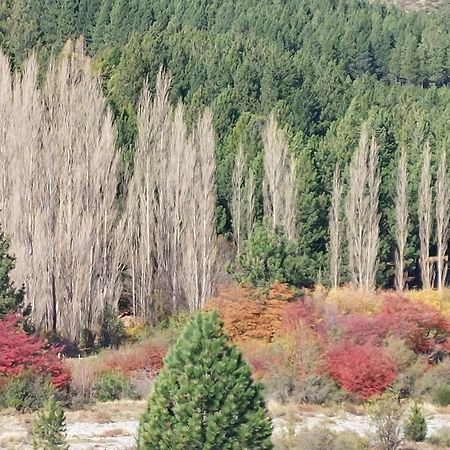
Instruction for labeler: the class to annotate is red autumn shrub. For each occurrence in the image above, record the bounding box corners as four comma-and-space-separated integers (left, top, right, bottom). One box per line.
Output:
103, 342, 166, 375
282, 297, 324, 334
337, 314, 387, 346
326, 342, 396, 399
0, 314, 70, 388
380, 295, 450, 353
336, 295, 450, 354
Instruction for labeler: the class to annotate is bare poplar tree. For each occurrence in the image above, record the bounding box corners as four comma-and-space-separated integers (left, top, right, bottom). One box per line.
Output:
262, 113, 298, 239
0, 41, 121, 342
231, 145, 246, 253
182, 110, 217, 310
125, 72, 217, 315
345, 125, 380, 291
436, 148, 450, 290
245, 170, 256, 238
418, 141, 433, 290
329, 164, 343, 289
366, 136, 381, 291
394, 148, 409, 291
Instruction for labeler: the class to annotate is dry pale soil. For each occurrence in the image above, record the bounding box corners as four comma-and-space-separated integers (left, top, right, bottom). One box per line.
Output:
1, 400, 450, 449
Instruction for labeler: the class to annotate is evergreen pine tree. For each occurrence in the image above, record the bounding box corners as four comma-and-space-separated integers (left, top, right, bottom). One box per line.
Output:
0, 232, 23, 317
138, 311, 273, 450
31, 396, 68, 450
405, 402, 427, 442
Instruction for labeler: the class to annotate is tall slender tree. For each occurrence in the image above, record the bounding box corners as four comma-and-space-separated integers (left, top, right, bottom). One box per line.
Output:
231, 145, 246, 253
435, 148, 450, 290
329, 164, 343, 289
0, 41, 121, 342
418, 141, 433, 290
345, 125, 380, 291
262, 114, 298, 240
395, 148, 409, 291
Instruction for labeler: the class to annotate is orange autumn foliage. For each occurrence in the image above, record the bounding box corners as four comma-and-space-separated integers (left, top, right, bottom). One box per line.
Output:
205, 282, 299, 342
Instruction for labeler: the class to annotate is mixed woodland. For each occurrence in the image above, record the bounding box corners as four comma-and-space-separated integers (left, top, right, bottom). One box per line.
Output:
0, 2, 450, 445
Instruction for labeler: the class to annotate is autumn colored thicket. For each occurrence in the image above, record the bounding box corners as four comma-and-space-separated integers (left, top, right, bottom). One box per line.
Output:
326, 343, 396, 399
0, 314, 70, 389
212, 287, 450, 399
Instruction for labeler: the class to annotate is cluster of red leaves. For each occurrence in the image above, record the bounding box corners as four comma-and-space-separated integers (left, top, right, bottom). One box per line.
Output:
326, 343, 397, 399
102, 342, 166, 375
337, 295, 450, 353
0, 314, 70, 389
279, 293, 450, 398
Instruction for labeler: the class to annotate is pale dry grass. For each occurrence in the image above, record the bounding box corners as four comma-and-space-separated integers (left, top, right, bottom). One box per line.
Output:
326, 286, 383, 315
66, 400, 146, 423
378, 0, 450, 11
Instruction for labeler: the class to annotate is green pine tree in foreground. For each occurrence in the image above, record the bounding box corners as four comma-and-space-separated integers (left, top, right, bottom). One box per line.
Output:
405, 402, 427, 442
138, 311, 273, 449
31, 396, 68, 450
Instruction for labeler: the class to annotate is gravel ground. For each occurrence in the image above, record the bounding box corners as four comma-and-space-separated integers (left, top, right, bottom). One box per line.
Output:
1, 401, 450, 449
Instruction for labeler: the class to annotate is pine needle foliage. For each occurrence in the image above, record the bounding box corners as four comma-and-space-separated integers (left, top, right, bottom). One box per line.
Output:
31, 396, 68, 450
405, 402, 427, 442
138, 311, 273, 449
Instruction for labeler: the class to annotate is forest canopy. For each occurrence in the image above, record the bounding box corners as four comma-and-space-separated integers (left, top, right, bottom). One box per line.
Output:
0, 0, 449, 340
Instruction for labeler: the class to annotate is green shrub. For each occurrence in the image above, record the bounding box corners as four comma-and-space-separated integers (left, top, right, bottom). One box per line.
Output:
432, 384, 450, 407
404, 402, 427, 442
32, 396, 68, 450
0, 231, 23, 317
0, 371, 54, 412
366, 393, 404, 450
233, 225, 314, 288
92, 370, 132, 402
138, 311, 273, 449
100, 305, 126, 349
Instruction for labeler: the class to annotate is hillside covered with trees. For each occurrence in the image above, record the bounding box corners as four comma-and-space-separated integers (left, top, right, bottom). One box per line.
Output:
0, 0, 449, 342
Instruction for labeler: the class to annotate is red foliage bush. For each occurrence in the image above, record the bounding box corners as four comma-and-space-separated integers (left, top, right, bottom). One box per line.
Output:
103, 342, 166, 375
326, 342, 396, 399
282, 298, 323, 333
0, 314, 70, 388
380, 295, 450, 353
336, 295, 450, 354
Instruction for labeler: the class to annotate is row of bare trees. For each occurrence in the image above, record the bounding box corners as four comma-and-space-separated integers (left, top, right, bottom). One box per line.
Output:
230, 114, 298, 251
329, 125, 450, 291
0, 42, 217, 341
123, 72, 217, 316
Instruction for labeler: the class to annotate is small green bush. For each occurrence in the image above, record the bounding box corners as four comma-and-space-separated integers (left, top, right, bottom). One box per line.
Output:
0, 371, 54, 412
404, 402, 427, 442
100, 305, 126, 349
92, 370, 132, 402
232, 225, 314, 288
32, 396, 68, 450
366, 393, 404, 450
432, 384, 450, 407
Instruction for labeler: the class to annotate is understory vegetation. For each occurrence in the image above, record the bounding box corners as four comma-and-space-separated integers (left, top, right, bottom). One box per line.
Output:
0, 0, 450, 448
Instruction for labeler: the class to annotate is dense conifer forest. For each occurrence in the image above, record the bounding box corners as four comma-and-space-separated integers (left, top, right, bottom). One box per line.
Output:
0, 0, 449, 339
